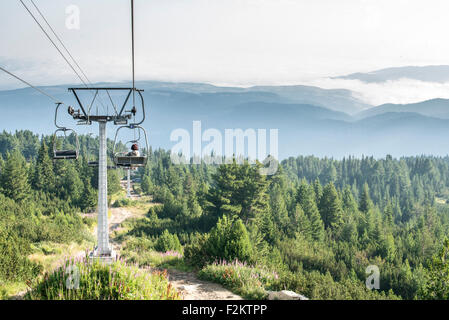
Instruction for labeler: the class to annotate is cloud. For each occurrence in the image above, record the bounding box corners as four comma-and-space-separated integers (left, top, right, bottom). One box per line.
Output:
304, 77, 449, 106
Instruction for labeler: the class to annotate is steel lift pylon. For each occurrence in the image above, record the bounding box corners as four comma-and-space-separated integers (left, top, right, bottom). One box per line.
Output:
127, 169, 131, 198
65, 87, 147, 262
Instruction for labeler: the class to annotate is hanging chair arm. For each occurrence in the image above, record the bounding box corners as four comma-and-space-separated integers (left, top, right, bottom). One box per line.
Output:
112, 125, 125, 156
128, 89, 145, 126
54, 102, 65, 129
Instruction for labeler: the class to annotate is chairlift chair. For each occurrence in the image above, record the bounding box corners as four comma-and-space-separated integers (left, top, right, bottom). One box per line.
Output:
112, 125, 149, 168
53, 103, 80, 160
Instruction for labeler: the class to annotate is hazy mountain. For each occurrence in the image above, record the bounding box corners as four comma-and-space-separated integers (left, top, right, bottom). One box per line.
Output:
2, 81, 449, 159
0, 80, 363, 135
135, 81, 369, 114
334, 65, 449, 83
245, 85, 369, 114
355, 98, 449, 120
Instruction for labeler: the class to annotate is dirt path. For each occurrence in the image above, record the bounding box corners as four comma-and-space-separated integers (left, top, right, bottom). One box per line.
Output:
166, 269, 242, 300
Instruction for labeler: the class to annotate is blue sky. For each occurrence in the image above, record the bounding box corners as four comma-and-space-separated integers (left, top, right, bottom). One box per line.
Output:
2, 0, 449, 100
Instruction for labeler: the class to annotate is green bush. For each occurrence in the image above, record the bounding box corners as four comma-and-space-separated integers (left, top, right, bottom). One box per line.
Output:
206, 216, 253, 263
184, 234, 210, 269
155, 230, 182, 252
185, 216, 253, 268
112, 198, 133, 208
0, 229, 42, 282
25, 258, 181, 300
123, 236, 154, 252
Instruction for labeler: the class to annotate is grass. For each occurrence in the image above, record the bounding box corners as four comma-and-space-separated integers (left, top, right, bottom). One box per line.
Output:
123, 249, 192, 272
110, 189, 127, 203
25, 257, 181, 300
27, 240, 94, 273
115, 194, 158, 209
198, 260, 281, 300
1, 281, 28, 300
119, 236, 192, 272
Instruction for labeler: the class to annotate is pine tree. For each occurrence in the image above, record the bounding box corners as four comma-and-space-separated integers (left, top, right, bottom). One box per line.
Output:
256, 209, 277, 244
208, 158, 268, 224
79, 181, 97, 212
0, 154, 4, 173
342, 185, 358, 214
269, 184, 289, 232
320, 162, 337, 184
33, 141, 55, 192
384, 202, 394, 226
309, 206, 325, 241
291, 203, 312, 239
359, 182, 373, 213
313, 178, 323, 205
319, 182, 343, 229
208, 158, 242, 217
0, 150, 31, 202
297, 180, 324, 241
60, 162, 83, 204
107, 169, 121, 195
141, 174, 153, 195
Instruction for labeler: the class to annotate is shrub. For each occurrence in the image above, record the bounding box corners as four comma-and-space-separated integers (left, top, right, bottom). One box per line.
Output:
155, 230, 182, 253
206, 216, 253, 263
113, 198, 134, 208
185, 216, 253, 268
123, 236, 154, 252
184, 234, 210, 268
0, 229, 42, 282
25, 257, 181, 300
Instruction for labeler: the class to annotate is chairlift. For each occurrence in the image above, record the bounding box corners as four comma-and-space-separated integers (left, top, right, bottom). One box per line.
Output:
53, 103, 80, 160
112, 124, 149, 168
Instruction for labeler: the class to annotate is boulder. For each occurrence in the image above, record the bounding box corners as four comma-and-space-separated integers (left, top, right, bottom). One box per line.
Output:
267, 290, 308, 300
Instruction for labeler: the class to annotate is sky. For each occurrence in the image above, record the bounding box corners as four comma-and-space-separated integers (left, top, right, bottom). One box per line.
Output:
2, 0, 449, 105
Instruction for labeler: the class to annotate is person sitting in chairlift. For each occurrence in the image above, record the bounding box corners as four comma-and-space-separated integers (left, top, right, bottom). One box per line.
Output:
128, 143, 140, 157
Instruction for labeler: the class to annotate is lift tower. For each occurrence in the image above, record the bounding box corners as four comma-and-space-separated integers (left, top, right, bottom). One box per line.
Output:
127, 169, 132, 198
66, 87, 145, 261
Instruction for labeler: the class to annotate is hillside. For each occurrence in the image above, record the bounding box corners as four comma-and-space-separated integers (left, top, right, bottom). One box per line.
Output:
355, 98, 449, 120
334, 65, 449, 83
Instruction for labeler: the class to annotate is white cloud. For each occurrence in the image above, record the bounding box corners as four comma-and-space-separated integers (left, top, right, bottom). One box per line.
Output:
3, 0, 449, 107
304, 78, 449, 106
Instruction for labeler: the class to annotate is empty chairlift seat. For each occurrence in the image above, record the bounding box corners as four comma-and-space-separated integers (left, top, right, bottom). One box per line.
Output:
54, 149, 78, 160
52, 125, 80, 160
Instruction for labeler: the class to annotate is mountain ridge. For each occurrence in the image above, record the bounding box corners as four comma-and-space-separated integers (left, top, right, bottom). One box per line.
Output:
2, 81, 449, 159
334, 65, 449, 83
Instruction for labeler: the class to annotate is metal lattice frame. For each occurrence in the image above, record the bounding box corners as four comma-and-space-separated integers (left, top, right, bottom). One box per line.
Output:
97, 121, 110, 255
127, 169, 131, 198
